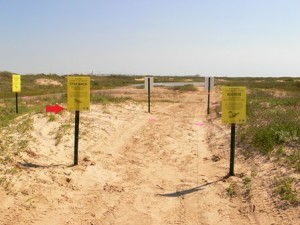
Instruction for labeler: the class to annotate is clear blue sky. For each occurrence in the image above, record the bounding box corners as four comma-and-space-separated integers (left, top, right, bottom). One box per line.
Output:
1, 0, 300, 77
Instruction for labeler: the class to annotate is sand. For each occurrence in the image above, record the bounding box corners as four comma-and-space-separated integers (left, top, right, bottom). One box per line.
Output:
35, 78, 63, 87
0, 87, 299, 225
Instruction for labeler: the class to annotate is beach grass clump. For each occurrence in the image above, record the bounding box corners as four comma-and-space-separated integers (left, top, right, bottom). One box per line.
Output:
226, 182, 238, 197
91, 94, 131, 105
169, 84, 198, 92
275, 177, 299, 205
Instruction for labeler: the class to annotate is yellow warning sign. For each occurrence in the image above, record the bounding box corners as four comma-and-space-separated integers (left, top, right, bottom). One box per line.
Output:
67, 76, 90, 111
12, 74, 21, 92
222, 86, 246, 124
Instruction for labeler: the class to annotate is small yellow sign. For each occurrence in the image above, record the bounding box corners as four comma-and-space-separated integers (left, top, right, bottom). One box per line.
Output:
222, 86, 246, 124
67, 76, 90, 111
12, 74, 21, 92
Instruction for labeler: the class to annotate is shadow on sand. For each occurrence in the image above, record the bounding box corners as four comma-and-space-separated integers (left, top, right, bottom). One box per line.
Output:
156, 176, 227, 197
17, 161, 73, 168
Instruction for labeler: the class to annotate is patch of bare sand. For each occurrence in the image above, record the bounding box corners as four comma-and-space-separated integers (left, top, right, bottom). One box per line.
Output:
35, 78, 63, 86
134, 78, 144, 81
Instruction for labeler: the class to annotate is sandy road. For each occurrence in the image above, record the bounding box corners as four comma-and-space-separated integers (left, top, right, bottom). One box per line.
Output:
66, 90, 236, 225
1, 87, 296, 225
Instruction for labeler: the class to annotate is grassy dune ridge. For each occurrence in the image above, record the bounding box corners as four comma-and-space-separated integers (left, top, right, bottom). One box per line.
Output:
0, 72, 205, 98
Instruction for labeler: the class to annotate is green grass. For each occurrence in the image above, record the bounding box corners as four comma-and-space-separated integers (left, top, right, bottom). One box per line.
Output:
218, 78, 300, 172
216, 77, 300, 92
0, 114, 33, 158
243, 176, 252, 199
226, 176, 254, 199
0, 72, 66, 97
275, 177, 299, 205
226, 182, 238, 197
48, 114, 56, 122
154, 76, 204, 83
0, 110, 35, 190
0, 107, 19, 128
168, 84, 198, 92
0, 95, 65, 129
91, 94, 131, 105
54, 123, 72, 146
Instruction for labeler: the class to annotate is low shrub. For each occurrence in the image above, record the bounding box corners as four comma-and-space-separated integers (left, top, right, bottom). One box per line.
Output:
169, 84, 198, 92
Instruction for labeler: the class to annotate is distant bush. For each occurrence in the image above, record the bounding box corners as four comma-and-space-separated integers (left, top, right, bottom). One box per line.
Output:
169, 84, 198, 92
91, 94, 131, 105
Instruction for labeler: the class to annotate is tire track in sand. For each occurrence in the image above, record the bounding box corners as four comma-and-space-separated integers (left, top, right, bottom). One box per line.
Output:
94, 91, 227, 224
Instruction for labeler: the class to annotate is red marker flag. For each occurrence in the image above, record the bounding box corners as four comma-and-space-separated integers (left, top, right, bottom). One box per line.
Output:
46, 104, 64, 114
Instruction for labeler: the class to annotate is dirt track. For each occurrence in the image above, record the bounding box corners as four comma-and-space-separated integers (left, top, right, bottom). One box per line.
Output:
0, 87, 299, 224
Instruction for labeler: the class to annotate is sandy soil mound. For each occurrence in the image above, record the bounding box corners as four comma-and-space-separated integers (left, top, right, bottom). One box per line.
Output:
35, 78, 63, 86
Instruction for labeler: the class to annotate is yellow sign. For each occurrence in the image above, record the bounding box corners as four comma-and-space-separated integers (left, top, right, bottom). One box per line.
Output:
222, 86, 246, 124
12, 74, 21, 92
67, 76, 90, 111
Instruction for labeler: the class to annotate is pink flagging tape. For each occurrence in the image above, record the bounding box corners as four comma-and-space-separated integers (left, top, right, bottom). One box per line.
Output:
195, 122, 205, 127
149, 118, 158, 123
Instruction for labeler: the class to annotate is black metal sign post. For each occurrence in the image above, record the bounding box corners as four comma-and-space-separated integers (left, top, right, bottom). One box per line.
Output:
12, 74, 21, 114
148, 77, 151, 113
229, 123, 236, 176
222, 86, 246, 177
207, 77, 211, 115
74, 110, 80, 165
16, 92, 19, 114
68, 76, 90, 166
